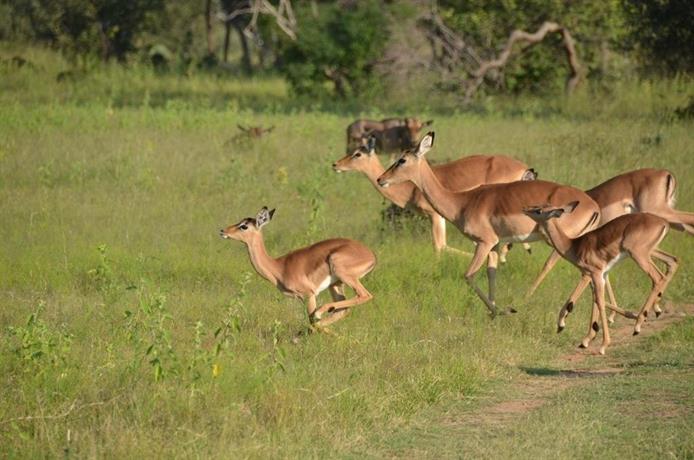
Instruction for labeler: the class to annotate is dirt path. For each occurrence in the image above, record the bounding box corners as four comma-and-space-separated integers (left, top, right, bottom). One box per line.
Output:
441, 302, 694, 429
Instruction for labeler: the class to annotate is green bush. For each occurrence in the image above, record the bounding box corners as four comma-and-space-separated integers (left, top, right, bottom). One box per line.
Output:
279, 1, 389, 99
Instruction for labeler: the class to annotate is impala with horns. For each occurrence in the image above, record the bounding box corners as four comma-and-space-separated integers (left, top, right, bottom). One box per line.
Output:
377, 132, 601, 317
528, 168, 694, 309
220, 207, 376, 329
524, 204, 682, 354
346, 117, 433, 154
333, 136, 536, 260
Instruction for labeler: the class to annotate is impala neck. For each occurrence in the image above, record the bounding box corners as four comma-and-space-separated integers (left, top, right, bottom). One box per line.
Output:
362, 159, 414, 208
244, 235, 282, 286
539, 219, 576, 262
414, 159, 465, 221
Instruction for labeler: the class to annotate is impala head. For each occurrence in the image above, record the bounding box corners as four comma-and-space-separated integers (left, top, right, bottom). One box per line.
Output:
523, 201, 579, 222
377, 131, 434, 188
333, 135, 377, 172
220, 206, 276, 243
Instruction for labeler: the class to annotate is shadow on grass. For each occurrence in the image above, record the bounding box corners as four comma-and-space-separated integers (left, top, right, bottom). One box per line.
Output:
520, 366, 623, 378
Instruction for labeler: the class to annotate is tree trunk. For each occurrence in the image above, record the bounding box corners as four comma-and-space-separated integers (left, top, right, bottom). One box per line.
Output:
223, 21, 232, 62
233, 21, 252, 74
205, 0, 214, 55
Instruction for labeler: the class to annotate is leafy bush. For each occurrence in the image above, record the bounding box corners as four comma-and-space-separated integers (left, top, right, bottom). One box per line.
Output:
279, 1, 389, 99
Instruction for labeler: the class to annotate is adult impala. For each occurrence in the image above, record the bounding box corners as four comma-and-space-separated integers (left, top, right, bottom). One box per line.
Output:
377, 132, 601, 317
220, 207, 376, 329
528, 169, 694, 302
333, 136, 536, 259
524, 204, 682, 354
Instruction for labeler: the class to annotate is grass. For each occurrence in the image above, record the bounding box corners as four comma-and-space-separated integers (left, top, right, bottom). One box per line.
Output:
0, 48, 693, 458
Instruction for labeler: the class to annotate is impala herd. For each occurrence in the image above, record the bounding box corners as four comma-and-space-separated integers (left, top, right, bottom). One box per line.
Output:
221, 117, 693, 355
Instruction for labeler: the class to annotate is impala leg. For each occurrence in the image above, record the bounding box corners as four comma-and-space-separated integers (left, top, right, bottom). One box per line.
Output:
432, 214, 471, 257
527, 250, 562, 298
633, 251, 678, 334
631, 254, 666, 335
650, 250, 679, 317
313, 278, 373, 327
603, 276, 638, 321
464, 242, 503, 317
557, 274, 590, 333
498, 243, 510, 264
329, 283, 346, 302
594, 276, 611, 355
579, 297, 600, 348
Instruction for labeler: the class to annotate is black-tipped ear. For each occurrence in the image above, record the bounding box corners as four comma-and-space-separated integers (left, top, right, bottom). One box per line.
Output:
367, 135, 376, 153
256, 206, 274, 228
415, 132, 435, 157
269, 208, 276, 219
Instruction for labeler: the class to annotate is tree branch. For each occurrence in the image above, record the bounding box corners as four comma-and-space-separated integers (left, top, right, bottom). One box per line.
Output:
464, 21, 583, 101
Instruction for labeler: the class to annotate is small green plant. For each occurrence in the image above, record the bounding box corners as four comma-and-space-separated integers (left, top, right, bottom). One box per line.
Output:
6, 301, 73, 372
124, 289, 177, 382
87, 244, 116, 297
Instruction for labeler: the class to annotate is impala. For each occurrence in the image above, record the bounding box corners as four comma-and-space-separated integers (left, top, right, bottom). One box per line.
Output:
524, 204, 681, 354
346, 117, 433, 154
527, 168, 694, 321
333, 136, 536, 259
220, 207, 376, 329
377, 132, 601, 317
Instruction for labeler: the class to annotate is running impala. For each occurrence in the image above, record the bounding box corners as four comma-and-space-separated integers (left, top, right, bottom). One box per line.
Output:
524, 204, 682, 354
220, 207, 376, 329
333, 136, 536, 259
377, 132, 601, 317
527, 169, 694, 315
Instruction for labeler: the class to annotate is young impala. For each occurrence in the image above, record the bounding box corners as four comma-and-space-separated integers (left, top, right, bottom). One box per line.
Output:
524, 204, 682, 354
376, 132, 601, 317
220, 207, 376, 329
333, 136, 536, 259
527, 169, 694, 320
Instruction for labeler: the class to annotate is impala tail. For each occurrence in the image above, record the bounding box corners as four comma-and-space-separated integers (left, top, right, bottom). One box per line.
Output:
522, 168, 538, 181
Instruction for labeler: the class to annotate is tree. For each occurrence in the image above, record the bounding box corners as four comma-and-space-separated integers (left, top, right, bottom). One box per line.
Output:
622, 0, 694, 74
279, 1, 389, 98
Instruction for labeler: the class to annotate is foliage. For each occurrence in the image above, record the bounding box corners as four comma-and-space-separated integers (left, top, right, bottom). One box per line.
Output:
622, 0, 694, 74
4, 0, 164, 61
279, 1, 390, 98
438, 0, 626, 93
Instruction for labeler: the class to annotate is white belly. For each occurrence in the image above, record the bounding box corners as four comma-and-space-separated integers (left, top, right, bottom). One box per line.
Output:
603, 252, 626, 278
316, 275, 337, 294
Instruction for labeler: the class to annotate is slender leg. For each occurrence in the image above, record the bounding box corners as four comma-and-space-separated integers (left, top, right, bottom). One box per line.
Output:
527, 250, 562, 298
606, 276, 618, 323
521, 243, 532, 254
498, 243, 510, 264
306, 295, 318, 320
650, 250, 679, 318
579, 299, 600, 349
557, 274, 591, 332
329, 283, 346, 302
313, 277, 373, 324
633, 251, 678, 334
487, 249, 499, 305
432, 214, 471, 257
595, 276, 611, 355
464, 242, 501, 316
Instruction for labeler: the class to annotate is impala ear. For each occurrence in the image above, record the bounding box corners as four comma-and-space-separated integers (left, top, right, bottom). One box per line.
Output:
366, 135, 377, 154
256, 206, 275, 228
415, 131, 435, 157
565, 201, 580, 213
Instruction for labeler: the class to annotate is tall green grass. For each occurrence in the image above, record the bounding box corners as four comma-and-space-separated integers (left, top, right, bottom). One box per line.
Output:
0, 47, 692, 457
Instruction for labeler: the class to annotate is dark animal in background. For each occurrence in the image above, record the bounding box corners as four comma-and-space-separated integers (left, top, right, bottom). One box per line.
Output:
346, 117, 433, 154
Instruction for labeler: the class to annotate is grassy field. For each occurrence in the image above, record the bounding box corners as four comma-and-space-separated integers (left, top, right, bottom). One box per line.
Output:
1, 49, 693, 458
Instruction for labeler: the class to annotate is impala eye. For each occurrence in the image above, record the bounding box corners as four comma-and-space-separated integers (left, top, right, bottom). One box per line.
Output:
239, 224, 248, 230
397, 158, 406, 165
354, 152, 362, 157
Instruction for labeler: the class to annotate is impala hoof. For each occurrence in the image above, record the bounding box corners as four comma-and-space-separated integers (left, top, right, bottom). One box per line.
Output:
557, 325, 564, 333
578, 343, 587, 349
599, 347, 606, 356
655, 310, 662, 318
632, 330, 639, 336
